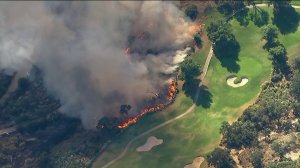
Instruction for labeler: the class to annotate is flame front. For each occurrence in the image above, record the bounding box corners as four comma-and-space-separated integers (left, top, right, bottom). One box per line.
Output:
125, 47, 132, 64
117, 79, 177, 129
188, 23, 203, 36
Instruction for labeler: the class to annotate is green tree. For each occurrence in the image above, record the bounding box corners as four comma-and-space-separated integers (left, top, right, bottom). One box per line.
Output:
290, 71, 300, 100
207, 148, 235, 168
266, 160, 299, 168
250, 9, 269, 27
271, 0, 298, 34
269, 45, 286, 61
251, 149, 264, 168
206, 20, 240, 59
220, 121, 257, 148
179, 58, 201, 82
194, 33, 202, 48
185, 5, 198, 21
261, 24, 279, 44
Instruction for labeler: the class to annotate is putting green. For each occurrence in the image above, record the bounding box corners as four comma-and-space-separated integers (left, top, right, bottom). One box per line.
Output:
92, 8, 273, 168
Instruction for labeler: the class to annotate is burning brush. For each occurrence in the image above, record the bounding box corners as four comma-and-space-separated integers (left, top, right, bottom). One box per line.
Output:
117, 79, 178, 129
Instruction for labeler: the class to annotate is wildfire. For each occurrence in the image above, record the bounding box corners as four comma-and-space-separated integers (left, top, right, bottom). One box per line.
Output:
117, 79, 177, 129
137, 32, 146, 40
188, 23, 203, 36
168, 79, 177, 101
125, 47, 132, 64
117, 104, 163, 129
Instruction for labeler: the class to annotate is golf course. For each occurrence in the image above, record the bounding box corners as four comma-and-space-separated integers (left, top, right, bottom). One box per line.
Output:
92, 4, 300, 168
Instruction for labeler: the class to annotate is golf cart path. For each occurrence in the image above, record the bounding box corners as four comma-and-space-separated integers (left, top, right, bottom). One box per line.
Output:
99, 46, 213, 168
255, 4, 300, 9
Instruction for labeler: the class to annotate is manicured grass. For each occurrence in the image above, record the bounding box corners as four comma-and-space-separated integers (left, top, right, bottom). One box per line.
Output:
278, 8, 300, 63
92, 8, 273, 168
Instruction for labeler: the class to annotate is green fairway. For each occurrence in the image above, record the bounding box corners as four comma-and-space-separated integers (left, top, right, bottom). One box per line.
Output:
92, 8, 273, 168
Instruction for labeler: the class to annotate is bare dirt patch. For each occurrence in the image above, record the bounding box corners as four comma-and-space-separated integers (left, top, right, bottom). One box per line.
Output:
136, 136, 163, 152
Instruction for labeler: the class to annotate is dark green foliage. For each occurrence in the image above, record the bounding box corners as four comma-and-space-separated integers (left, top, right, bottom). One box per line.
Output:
251, 149, 264, 168
272, 0, 299, 34
242, 82, 291, 130
233, 77, 242, 84
261, 24, 279, 44
206, 20, 240, 72
268, 44, 290, 76
266, 160, 299, 168
17, 77, 30, 95
290, 71, 300, 100
292, 57, 300, 71
185, 5, 198, 21
0, 72, 13, 98
207, 148, 235, 168
293, 102, 300, 117
194, 33, 202, 48
271, 142, 287, 158
179, 58, 201, 82
220, 121, 257, 148
215, 0, 245, 17
250, 9, 269, 27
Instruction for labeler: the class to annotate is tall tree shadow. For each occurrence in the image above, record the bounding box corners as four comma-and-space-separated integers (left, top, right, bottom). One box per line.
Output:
273, 3, 299, 34
182, 79, 213, 108
214, 38, 241, 73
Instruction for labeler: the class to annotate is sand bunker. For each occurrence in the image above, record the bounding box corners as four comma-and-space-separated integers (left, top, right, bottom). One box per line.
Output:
136, 136, 163, 152
226, 75, 248, 88
184, 157, 204, 168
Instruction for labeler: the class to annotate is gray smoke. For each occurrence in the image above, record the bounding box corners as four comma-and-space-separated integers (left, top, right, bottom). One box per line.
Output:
0, 1, 195, 128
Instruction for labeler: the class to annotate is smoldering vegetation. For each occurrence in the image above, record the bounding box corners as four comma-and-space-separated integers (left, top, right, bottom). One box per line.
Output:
0, 1, 195, 128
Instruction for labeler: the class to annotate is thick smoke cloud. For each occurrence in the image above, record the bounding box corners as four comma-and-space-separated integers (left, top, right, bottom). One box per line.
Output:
0, 1, 195, 128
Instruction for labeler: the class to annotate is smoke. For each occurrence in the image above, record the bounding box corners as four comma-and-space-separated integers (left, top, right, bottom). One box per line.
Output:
0, 1, 196, 128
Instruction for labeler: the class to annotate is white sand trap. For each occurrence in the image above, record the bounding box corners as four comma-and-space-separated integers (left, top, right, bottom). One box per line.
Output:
184, 157, 204, 168
136, 136, 163, 152
226, 75, 248, 88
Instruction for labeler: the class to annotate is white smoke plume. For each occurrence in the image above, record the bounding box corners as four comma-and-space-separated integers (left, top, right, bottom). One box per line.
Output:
0, 1, 196, 128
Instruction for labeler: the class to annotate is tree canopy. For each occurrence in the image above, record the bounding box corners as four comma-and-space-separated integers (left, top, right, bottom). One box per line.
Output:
185, 5, 198, 21
206, 20, 240, 59
220, 121, 257, 148
271, 0, 299, 34
194, 33, 202, 48
179, 58, 201, 82
261, 24, 279, 44
251, 149, 264, 168
207, 148, 235, 168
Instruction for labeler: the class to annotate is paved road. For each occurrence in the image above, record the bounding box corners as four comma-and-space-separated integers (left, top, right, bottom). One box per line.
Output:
99, 46, 214, 168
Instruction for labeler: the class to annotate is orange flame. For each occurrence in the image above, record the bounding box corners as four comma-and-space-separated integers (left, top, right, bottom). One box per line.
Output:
117, 79, 177, 129
125, 48, 132, 64
188, 23, 203, 36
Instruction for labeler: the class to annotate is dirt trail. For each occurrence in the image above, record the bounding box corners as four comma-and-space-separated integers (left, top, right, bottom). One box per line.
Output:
98, 46, 213, 168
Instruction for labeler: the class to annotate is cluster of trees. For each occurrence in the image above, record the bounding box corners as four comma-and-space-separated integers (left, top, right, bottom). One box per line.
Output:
185, 5, 198, 21
0, 67, 84, 167
220, 121, 257, 148
206, 20, 240, 59
261, 24, 290, 80
179, 58, 202, 101
207, 147, 235, 168
271, 0, 299, 34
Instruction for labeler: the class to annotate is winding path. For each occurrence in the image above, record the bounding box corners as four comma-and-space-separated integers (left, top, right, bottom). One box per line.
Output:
99, 46, 213, 168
